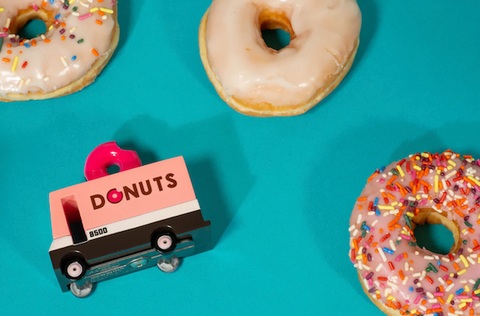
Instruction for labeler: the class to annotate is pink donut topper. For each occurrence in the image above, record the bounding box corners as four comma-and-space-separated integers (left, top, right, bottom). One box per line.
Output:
84, 141, 142, 181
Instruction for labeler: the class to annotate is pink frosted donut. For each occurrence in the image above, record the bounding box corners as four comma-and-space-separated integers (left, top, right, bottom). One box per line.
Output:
199, 0, 362, 116
84, 142, 141, 181
349, 151, 480, 316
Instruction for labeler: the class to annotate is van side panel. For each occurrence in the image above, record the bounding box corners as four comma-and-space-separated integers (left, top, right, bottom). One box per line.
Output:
50, 156, 196, 239
49, 210, 210, 270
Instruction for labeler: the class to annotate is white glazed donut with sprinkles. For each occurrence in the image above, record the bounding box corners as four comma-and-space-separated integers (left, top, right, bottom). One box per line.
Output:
349, 150, 480, 316
0, 0, 119, 101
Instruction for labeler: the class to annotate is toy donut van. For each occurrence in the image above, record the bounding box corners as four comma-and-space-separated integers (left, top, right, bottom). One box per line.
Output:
48, 142, 212, 297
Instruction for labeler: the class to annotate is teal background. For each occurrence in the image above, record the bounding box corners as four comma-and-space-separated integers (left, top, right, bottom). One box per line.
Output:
1, 0, 480, 314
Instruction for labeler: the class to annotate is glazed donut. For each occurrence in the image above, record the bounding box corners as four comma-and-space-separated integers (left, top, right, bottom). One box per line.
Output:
0, 0, 119, 101
349, 150, 480, 316
199, 0, 361, 117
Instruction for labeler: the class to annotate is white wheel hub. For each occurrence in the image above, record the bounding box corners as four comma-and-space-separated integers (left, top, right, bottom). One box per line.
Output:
67, 262, 83, 278
157, 235, 173, 250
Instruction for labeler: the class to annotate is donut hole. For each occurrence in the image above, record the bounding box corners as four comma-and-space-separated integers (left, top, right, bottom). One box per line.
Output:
261, 29, 291, 51
259, 9, 295, 51
413, 222, 455, 255
411, 210, 460, 255
10, 8, 54, 40
17, 19, 47, 40
106, 164, 121, 175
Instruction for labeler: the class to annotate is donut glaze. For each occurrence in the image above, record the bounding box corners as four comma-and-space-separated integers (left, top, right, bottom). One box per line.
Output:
349, 151, 480, 316
201, 0, 361, 115
0, 0, 117, 99
84, 141, 142, 181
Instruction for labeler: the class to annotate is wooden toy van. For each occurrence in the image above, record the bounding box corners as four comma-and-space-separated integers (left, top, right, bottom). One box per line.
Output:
48, 142, 212, 297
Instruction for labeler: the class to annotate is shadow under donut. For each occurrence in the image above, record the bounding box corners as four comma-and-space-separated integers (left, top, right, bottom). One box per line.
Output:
157, 1, 217, 98
116, 0, 148, 51
303, 120, 445, 300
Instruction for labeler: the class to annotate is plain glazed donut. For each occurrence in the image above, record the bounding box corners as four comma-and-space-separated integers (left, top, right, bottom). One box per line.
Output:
199, 0, 361, 117
0, 0, 119, 101
349, 150, 480, 316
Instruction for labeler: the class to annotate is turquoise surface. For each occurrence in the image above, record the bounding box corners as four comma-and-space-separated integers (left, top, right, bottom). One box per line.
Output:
2, 0, 480, 314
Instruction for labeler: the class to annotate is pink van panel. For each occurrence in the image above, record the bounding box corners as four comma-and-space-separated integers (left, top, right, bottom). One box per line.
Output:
50, 156, 196, 239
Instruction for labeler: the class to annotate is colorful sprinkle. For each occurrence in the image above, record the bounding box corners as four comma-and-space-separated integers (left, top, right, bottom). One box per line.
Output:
100, 8, 114, 14
79, 13, 93, 20
11, 56, 18, 72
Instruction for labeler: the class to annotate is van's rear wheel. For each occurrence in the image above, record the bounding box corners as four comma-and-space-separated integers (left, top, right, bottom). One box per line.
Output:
63, 257, 87, 281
